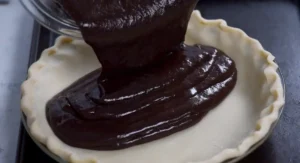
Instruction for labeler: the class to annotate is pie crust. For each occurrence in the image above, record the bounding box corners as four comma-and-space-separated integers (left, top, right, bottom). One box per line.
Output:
21, 11, 285, 163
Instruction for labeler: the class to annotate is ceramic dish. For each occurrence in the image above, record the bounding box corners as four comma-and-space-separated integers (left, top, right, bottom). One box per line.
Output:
21, 11, 285, 163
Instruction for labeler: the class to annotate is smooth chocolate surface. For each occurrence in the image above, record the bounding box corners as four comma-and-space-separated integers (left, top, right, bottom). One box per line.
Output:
46, 0, 238, 150
60, 0, 198, 72
46, 45, 237, 150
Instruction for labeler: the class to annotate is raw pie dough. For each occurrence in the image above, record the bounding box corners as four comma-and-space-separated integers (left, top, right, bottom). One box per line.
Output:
21, 11, 284, 163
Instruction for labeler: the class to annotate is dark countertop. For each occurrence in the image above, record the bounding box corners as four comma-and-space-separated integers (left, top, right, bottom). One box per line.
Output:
198, 1, 300, 162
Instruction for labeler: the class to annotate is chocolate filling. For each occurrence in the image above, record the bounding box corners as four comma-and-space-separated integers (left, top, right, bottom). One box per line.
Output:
46, 0, 237, 150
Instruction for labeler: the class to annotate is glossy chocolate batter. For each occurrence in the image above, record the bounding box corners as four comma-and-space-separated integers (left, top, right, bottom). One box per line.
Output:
47, 45, 237, 150
46, 0, 238, 150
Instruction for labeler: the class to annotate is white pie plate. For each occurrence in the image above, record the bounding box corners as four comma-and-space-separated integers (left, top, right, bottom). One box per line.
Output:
21, 11, 285, 163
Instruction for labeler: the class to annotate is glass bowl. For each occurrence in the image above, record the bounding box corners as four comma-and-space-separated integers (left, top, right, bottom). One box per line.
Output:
20, 0, 82, 38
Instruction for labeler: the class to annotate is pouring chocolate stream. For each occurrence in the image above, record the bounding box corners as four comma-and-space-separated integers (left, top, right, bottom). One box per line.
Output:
46, 0, 237, 150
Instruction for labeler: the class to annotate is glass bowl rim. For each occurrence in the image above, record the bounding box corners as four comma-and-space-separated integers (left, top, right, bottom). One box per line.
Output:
20, 0, 82, 39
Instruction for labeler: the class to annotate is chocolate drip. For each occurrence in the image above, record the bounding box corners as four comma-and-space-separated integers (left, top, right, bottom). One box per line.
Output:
59, 0, 199, 72
46, 45, 237, 150
46, 0, 238, 150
